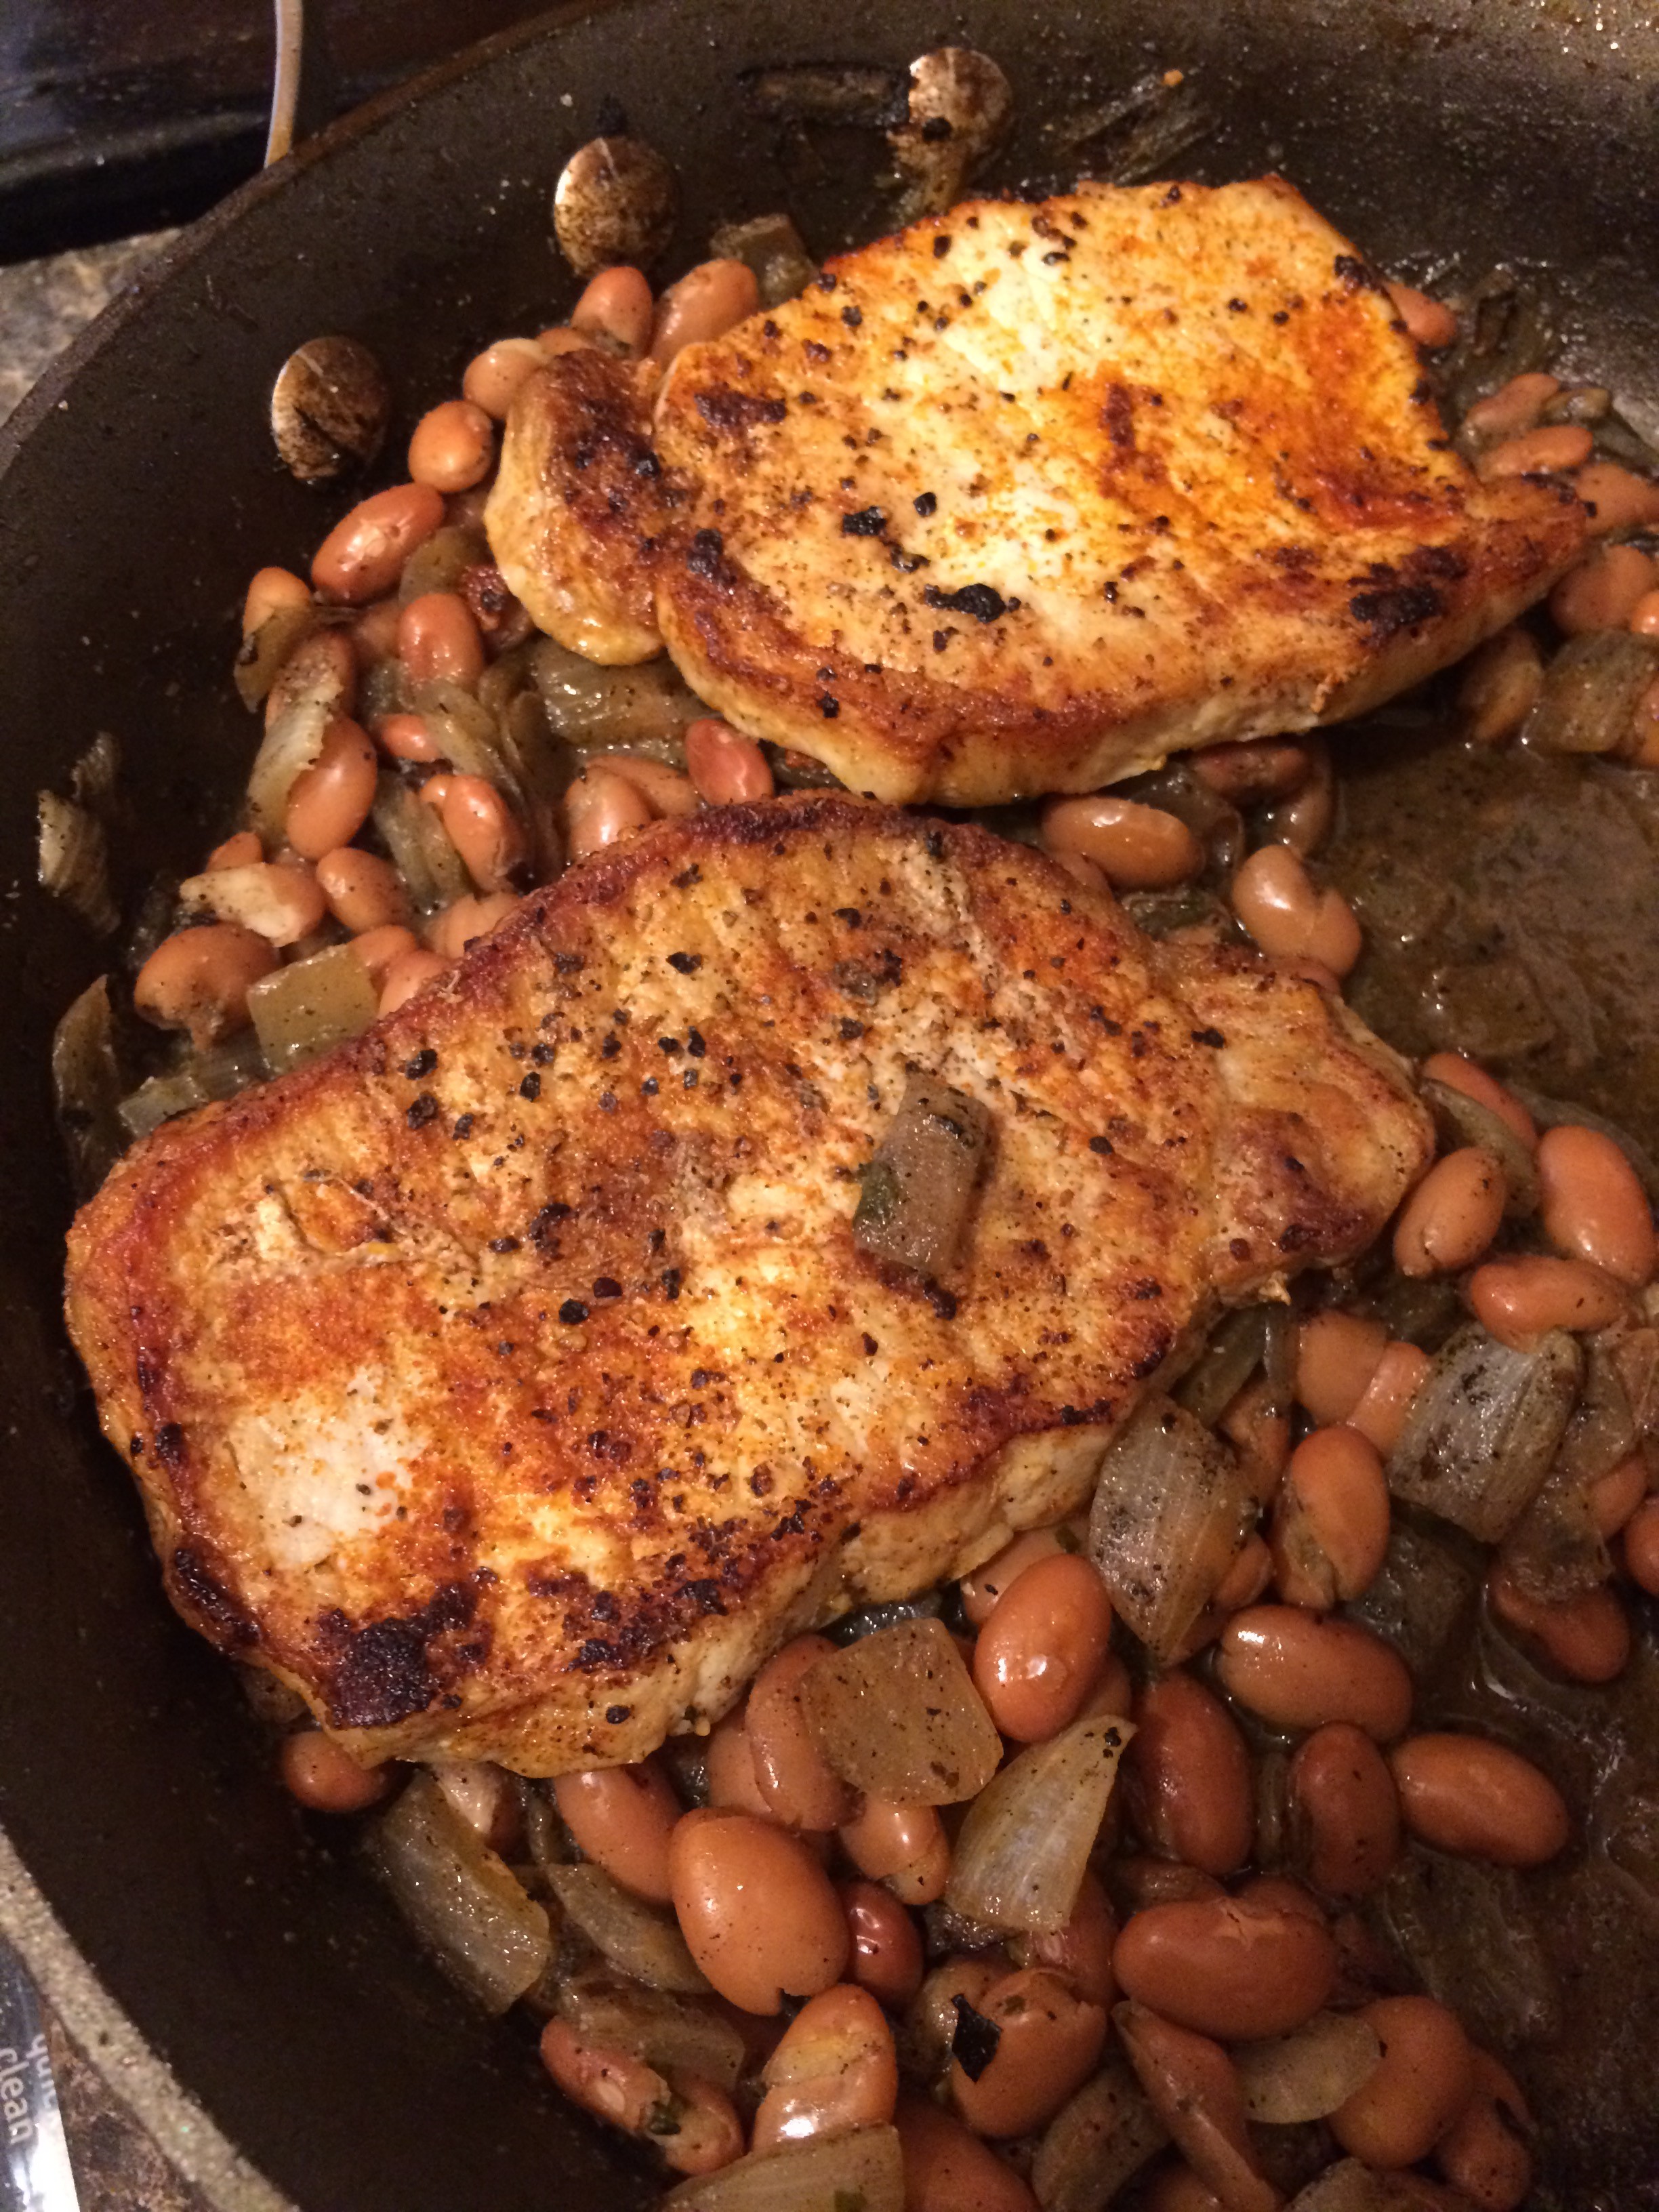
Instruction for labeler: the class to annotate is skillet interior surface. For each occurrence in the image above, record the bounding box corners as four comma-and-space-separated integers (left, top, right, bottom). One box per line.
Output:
1, 2, 1656, 2206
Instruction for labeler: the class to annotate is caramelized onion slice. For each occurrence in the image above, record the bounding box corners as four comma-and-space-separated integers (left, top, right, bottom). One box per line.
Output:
1385, 1324, 1581, 1542
803, 1616, 1000, 1804
663, 2125, 903, 2212
1087, 1394, 1254, 1661
853, 1077, 990, 1277
248, 943, 379, 1075
1233, 2011, 1382, 2123
546, 1864, 711, 1994
556, 1973, 746, 2091
945, 1713, 1134, 1935
1031, 2051, 1167, 2212
1520, 627, 1659, 754
369, 1771, 551, 2013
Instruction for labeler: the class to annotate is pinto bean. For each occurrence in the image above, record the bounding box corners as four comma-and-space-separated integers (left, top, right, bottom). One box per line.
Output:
840, 1797, 950, 1906
1574, 458, 1659, 537
747, 1635, 853, 1831
554, 1760, 682, 1901
375, 710, 442, 763
572, 265, 655, 356
1270, 1425, 1391, 1610
684, 716, 775, 805
752, 1982, 898, 2152
1189, 738, 1311, 803
350, 923, 419, 985
1140, 2165, 1228, 2212
1468, 1253, 1629, 1349
1127, 1673, 1252, 1876
960, 1528, 1069, 1626
1331, 1996, 1473, 2168
597, 754, 699, 818
1462, 372, 1560, 443
1624, 1496, 1659, 1595
1211, 1533, 1273, 1614
1536, 1122, 1657, 1287
1041, 795, 1205, 890
1010, 1868, 1118, 2007
651, 260, 761, 366
279, 1729, 392, 1812
134, 924, 278, 1047
972, 1552, 1114, 1741
1549, 542, 1659, 634
1218, 1377, 1291, 1504
1478, 424, 1594, 480
1487, 1565, 1632, 1684
377, 948, 449, 1014
407, 399, 495, 493
207, 830, 263, 872
1287, 1723, 1401, 1898
895, 2094, 1038, 2212
1389, 1734, 1568, 1866
1455, 626, 1544, 745
1113, 1895, 1336, 2041
1294, 1310, 1389, 1427
426, 890, 519, 960
1216, 1609, 1412, 1740
398, 590, 486, 689
1230, 844, 1361, 976
841, 1879, 924, 2008
1589, 1452, 1648, 1538
462, 337, 548, 419
540, 2022, 742, 2175
243, 565, 311, 633
1346, 1340, 1431, 1457
438, 775, 527, 893
1113, 2002, 1277, 2212
907, 1957, 1006, 2083
1392, 1147, 1506, 1277
948, 1968, 1107, 2138
668, 1807, 849, 2013
285, 714, 378, 857
566, 766, 655, 859
1386, 282, 1457, 349
312, 483, 445, 602
314, 846, 409, 933
1434, 2049, 1533, 2212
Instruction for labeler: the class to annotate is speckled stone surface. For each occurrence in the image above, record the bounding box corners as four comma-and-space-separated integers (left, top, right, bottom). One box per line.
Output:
5, 230, 209, 2207
0, 232, 178, 426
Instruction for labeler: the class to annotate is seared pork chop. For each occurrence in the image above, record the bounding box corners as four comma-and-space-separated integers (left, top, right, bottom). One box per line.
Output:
486, 177, 1583, 806
66, 799, 1431, 1773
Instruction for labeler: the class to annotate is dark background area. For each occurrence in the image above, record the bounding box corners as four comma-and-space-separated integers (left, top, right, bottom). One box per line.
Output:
0, 0, 551, 261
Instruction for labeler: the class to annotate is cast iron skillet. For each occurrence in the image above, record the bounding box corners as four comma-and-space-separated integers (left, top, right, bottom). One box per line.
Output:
2, 3, 1657, 2207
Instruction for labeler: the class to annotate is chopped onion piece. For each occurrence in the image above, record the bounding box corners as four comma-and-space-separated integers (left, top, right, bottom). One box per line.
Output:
663, 2125, 903, 2212
557, 1973, 746, 2090
853, 1078, 990, 1277
1031, 2051, 1167, 2212
246, 634, 350, 838
1087, 1395, 1254, 1661
369, 1771, 551, 2013
1233, 2012, 1382, 2123
1520, 628, 1659, 754
52, 976, 128, 1197
710, 212, 818, 306
546, 1864, 711, 1994
1175, 1306, 1275, 1429
37, 790, 117, 935
234, 602, 316, 711
1386, 1324, 1581, 1542
945, 1712, 1134, 1934
372, 773, 471, 913
802, 1616, 1000, 1803
248, 943, 379, 1075
398, 523, 488, 603
531, 636, 703, 754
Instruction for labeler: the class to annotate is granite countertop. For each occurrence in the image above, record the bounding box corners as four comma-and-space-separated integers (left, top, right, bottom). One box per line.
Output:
3, 230, 213, 2212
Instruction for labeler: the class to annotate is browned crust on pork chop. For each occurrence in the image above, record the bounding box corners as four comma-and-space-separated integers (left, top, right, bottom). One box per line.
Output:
66, 798, 1431, 1772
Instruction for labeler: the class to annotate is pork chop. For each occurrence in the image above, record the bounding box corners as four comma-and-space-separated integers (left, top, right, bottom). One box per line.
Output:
66, 798, 1431, 1773
486, 176, 1583, 806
